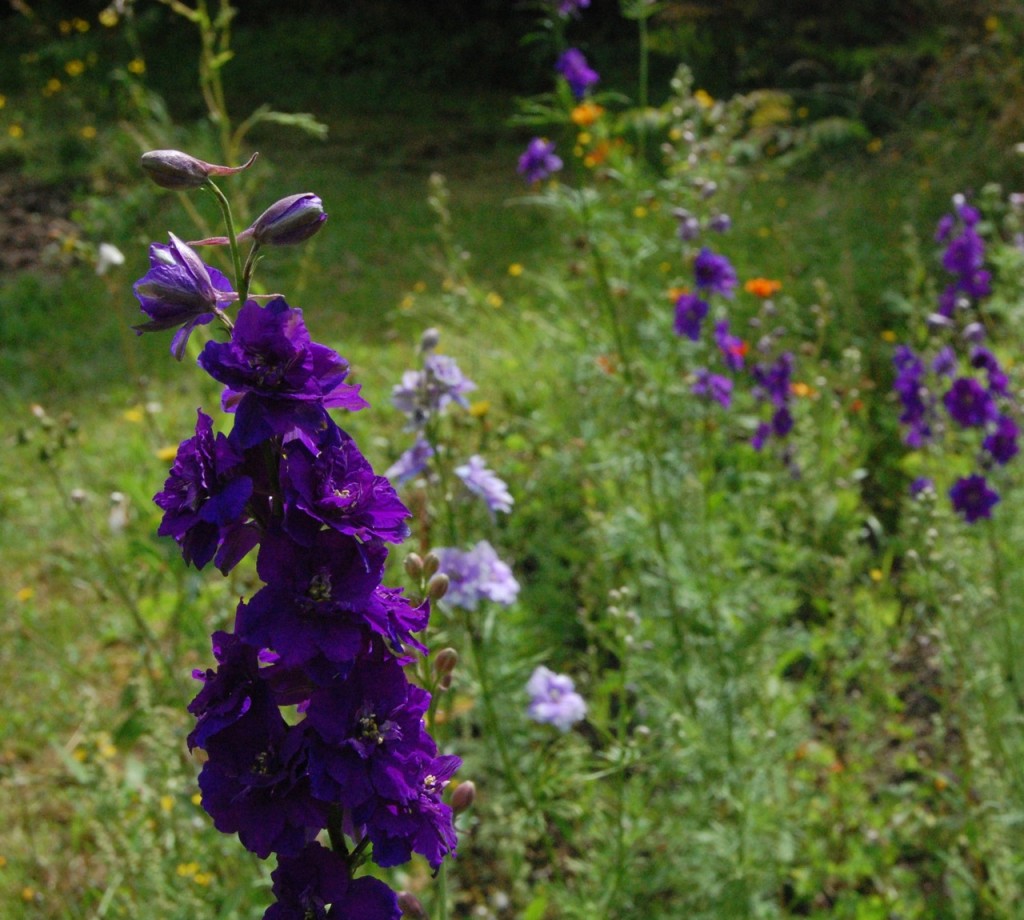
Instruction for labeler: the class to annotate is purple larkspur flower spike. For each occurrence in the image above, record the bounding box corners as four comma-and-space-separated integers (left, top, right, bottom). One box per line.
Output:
556, 48, 599, 99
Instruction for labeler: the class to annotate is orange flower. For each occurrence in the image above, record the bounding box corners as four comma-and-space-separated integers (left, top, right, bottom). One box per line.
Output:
595, 354, 619, 375
744, 277, 782, 298
571, 102, 605, 127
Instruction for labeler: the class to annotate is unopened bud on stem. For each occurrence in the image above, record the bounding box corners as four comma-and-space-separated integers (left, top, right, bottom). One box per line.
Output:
451, 780, 476, 814
426, 573, 449, 602
422, 552, 440, 579
140, 149, 258, 190
433, 647, 458, 676
404, 553, 424, 580
240, 192, 327, 245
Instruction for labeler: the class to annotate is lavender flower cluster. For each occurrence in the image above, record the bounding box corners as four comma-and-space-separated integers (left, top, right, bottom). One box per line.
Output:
893, 195, 1018, 522
134, 150, 458, 918
387, 332, 520, 611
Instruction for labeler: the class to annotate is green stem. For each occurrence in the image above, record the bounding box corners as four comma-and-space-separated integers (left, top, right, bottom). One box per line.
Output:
204, 179, 246, 299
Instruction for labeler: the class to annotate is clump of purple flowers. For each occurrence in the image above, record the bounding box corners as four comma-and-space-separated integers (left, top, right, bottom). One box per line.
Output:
893, 194, 1019, 523
673, 242, 798, 457
518, 138, 563, 184
555, 48, 599, 99
135, 149, 459, 918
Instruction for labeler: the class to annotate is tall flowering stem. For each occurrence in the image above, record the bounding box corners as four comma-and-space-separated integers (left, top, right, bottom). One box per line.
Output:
133, 149, 459, 918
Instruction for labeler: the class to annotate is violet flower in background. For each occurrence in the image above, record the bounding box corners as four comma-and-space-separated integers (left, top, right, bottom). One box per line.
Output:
950, 473, 1000, 522
456, 455, 514, 514
556, 0, 590, 16
693, 247, 738, 298
385, 436, 435, 484
518, 138, 563, 184
692, 369, 733, 408
526, 666, 587, 732
391, 353, 476, 428
556, 48, 599, 99
434, 541, 520, 610
673, 292, 709, 341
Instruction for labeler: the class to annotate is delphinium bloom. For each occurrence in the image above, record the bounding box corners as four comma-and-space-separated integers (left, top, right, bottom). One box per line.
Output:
673, 292, 709, 341
392, 353, 476, 429
526, 666, 587, 732
136, 151, 459, 918
433, 541, 520, 610
694, 247, 738, 298
892, 194, 1021, 522
556, 48, 599, 99
518, 138, 563, 184
691, 369, 733, 408
455, 455, 514, 514
133, 233, 237, 359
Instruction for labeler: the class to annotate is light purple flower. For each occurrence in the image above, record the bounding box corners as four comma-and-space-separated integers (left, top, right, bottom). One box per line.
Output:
692, 369, 733, 407
526, 666, 587, 732
455, 455, 513, 514
434, 541, 519, 610
392, 355, 476, 428
385, 436, 435, 485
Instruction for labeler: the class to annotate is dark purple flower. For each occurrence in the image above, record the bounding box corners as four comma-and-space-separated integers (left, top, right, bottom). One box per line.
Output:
354, 754, 461, 871
771, 406, 794, 437
943, 228, 985, 278
714, 320, 746, 372
198, 298, 368, 450
893, 345, 934, 447
517, 138, 563, 184
197, 722, 326, 859
154, 409, 258, 571
673, 292, 709, 340
305, 657, 435, 809
265, 842, 399, 920
692, 368, 733, 407
983, 415, 1019, 465
280, 435, 410, 546
455, 455, 513, 514
751, 421, 772, 451
236, 530, 427, 671
752, 353, 794, 408
935, 213, 955, 243
555, 48, 599, 99
187, 630, 269, 751
242, 193, 328, 246
943, 377, 997, 428
133, 233, 237, 360
949, 473, 1000, 522
970, 347, 1009, 395
693, 248, 737, 299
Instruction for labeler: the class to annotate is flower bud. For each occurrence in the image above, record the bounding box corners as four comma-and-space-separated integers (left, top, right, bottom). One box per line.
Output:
427, 572, 449, 602
438, 673, 453, 691
433, 647, 458, 676
404, 552, 424, 580
422, 552, 440, 579
419, 327, 441, 353
397, 892, 427, 919
451, 780, 476, 814
243, 192, 327, 245
140, 149, 258, 190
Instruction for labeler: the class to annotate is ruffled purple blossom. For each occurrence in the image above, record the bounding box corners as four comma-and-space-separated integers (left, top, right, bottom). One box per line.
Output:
518, 138, 563, 184
434, 541, 519, 610
694, 248, 738, 299
692, 369, 733, 407
455, 455, 513, 514
555, 48, 599, 99
133, 233, 237, 360
526, 666, 587, 732
673, 292, 708, 341
949, 473, 1000, 523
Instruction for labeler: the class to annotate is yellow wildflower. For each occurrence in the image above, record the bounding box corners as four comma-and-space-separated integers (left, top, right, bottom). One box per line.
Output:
99, 8, 119, 27
485, 291, 503, 308
43, 78, 62, 96
694, 89, 714, 109
16, 586, 34, 602
507, 262, 523, 277
8, 124, 24, 139
73, 18, 89, 32
79, 125, 97, 140
413, 280, 427, 293
191, 792, 202, 806
469, 400, 490, 418
570, 101, 604, 127
881, 330, 897, 343
127, 58, 146, 75
160, 795, 174, 813
59, 20, 72, 34
193, 872, 214, 886
633, 205, 648, 219
869, 568, 883, 583
157, 445, 178, 462
123, 407, 144, 423
866, 138, 883, 154
21, 887, 35, 902
65, 59, 85, 77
